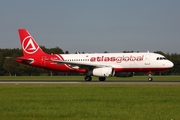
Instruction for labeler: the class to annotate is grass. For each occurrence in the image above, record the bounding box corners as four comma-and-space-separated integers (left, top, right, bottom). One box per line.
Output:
0, 84, 180, 120
0, 75, 180, 81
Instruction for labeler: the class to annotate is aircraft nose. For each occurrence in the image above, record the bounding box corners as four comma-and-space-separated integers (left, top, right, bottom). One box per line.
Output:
168, 60, 174, 68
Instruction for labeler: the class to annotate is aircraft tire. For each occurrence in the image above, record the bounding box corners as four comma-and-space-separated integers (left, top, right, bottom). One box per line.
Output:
99, 77, 106, 81
148, 77, 153, 81
84, 76, 92, 81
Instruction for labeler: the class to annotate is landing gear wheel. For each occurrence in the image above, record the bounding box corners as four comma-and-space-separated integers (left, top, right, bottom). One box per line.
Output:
84, 76, 92, 81
99, 77, 106, 81
148, 77, 153, 81
148, 71, 153, 81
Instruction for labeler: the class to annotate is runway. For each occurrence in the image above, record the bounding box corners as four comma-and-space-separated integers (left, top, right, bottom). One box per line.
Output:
0, 81, 180, 85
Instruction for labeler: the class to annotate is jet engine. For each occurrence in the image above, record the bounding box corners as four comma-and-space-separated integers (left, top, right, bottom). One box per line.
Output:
92, 67, 115, 77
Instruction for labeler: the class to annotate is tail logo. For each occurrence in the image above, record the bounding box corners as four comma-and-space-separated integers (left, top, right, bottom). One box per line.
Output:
22, 36, 39, 54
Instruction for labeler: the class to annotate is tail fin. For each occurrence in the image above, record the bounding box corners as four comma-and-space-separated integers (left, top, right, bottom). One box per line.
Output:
18, 29, 46, 56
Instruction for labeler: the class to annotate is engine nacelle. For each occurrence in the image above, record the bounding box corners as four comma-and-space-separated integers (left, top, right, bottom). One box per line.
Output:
92, 67, 115, 77
115, 72, 134, 77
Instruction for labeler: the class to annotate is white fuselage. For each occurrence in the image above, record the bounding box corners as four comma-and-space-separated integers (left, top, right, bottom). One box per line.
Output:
56, 52, 173, 72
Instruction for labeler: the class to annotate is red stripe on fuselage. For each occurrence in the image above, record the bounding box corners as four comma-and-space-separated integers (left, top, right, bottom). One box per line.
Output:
114, 67, 171, 72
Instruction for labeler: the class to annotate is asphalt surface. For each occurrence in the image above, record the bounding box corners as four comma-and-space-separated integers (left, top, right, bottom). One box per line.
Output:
0, 81, 180, 85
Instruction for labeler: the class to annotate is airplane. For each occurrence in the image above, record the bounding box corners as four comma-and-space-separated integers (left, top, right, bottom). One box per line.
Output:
16, 29, 174, 81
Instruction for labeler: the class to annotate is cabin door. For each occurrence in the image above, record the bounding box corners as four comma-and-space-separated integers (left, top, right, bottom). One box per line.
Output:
145, 54, 151, 65
41, 56, 46, 66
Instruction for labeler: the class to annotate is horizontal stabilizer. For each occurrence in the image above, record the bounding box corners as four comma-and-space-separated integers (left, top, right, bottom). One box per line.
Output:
16, 57, 34, 64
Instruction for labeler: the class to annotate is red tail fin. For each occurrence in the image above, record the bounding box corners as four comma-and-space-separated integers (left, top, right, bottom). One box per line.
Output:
18, 29, 46, 56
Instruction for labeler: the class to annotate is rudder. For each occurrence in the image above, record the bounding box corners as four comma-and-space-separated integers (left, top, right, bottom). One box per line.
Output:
18, 29, 46, 56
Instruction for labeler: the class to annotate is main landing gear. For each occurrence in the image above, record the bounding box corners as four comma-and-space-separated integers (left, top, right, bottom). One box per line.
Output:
148, 71, 153, 81
84, 75, 92, 81
84, 75, 106, 81
99, 77, 106, 81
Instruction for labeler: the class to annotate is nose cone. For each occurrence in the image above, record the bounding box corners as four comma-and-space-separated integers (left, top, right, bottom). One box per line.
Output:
168, 60, 174, 68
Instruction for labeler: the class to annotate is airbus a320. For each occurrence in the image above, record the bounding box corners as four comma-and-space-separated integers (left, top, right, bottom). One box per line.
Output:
16, 29, 174, 81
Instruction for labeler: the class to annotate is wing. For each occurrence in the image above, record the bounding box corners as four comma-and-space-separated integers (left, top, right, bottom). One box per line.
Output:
51, 59, 111, 69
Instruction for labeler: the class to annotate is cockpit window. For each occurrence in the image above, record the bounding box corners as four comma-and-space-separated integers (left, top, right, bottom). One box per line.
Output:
156, 57, 167, 60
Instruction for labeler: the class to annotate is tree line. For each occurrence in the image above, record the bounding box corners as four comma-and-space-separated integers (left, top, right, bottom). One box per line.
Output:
0, 47, 179, 76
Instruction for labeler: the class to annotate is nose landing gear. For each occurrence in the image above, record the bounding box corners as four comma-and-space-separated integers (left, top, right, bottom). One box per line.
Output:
148, 71, 153, 81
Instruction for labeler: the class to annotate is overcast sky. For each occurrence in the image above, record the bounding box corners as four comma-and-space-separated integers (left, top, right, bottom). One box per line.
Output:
0, 0, 180, 53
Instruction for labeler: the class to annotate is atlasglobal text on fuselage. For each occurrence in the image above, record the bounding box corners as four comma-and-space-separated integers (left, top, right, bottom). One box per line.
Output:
90, 55, 144, 63
16, 29, 174, 81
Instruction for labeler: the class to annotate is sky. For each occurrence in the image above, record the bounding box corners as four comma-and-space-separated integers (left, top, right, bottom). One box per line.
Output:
0, 0, 180, 53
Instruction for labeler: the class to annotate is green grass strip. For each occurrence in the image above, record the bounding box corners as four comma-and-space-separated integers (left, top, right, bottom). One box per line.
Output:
0, 84, 180, 120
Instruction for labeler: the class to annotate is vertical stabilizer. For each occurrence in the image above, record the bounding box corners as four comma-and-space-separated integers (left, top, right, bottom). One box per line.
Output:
18, 29, 46, 56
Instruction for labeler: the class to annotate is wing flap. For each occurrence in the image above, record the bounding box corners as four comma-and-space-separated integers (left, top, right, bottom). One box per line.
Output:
51, 59, 110, 68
